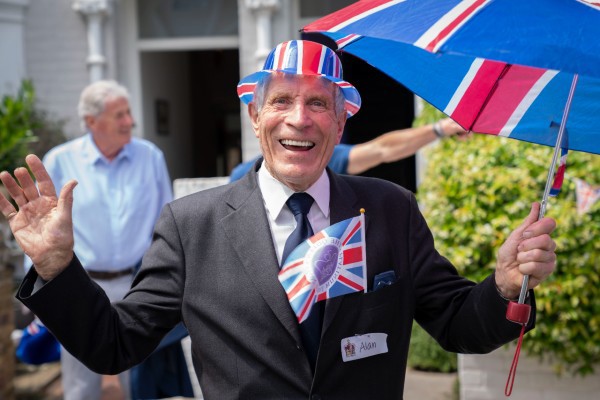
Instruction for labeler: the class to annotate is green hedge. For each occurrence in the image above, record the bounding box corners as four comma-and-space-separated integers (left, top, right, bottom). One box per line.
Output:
0, 80, 66, 173
0, 80, 37, 172
414, 104, 600, 375
408, 322, 457, 372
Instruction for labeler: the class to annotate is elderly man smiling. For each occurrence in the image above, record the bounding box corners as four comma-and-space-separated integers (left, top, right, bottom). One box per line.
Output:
1, 40, 556, 399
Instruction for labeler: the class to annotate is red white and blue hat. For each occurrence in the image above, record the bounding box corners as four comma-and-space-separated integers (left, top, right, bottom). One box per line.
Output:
237, 40, 361, 117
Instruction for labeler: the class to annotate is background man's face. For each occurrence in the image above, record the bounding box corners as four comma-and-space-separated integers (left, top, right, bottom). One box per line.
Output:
88, 96, 134, 152
249, 74, 346, 191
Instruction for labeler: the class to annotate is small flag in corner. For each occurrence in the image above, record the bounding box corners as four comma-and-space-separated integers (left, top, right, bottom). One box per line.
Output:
279, 212, 367, 323
575, 178, 600, 215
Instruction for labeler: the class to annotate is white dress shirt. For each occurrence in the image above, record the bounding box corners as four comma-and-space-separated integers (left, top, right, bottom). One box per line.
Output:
257, 160, 331, 265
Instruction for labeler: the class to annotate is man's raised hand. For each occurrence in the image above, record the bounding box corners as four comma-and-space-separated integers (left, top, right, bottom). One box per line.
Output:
0, 154, 77, 280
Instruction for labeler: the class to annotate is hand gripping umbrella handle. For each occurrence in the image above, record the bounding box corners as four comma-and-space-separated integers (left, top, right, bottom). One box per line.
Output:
513, 74, 578, 309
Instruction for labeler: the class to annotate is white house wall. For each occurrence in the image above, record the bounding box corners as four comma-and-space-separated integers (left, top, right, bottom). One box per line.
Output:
23, 0, 94, 138
0, 0, 29, 97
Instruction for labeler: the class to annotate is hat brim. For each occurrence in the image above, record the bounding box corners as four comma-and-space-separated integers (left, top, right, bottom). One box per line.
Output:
237, 69, 361, 117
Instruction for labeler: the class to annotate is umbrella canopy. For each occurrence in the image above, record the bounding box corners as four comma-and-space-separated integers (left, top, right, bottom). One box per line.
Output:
302, 0, 600, 155
303, 0, 600, 311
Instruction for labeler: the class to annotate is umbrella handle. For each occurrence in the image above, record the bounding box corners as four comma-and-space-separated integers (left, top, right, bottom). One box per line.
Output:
517, 73, 579, 305
517, 275, 529, 304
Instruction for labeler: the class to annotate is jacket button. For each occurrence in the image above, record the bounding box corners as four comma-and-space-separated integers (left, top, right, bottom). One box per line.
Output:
296, 344, 302, 351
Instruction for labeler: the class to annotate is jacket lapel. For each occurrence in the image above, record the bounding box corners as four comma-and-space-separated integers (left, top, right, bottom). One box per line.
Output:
328, 170, 360, 224
322, 171, 363, 334
221, 166, 303, 345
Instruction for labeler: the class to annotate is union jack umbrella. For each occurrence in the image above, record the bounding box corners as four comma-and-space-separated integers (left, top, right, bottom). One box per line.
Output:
303, 0, 600, 309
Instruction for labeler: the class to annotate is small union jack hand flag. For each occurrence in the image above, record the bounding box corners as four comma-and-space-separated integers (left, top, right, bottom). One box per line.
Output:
279, 211, 367, 323
550, 148, 568, 197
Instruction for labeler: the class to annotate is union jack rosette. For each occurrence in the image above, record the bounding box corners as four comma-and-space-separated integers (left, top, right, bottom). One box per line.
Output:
279, 213, 367, 323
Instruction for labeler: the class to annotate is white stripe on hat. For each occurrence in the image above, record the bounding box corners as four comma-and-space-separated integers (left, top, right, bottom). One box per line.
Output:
295, 40, 303, 73
318, 44, 327, 75
274, 42, 283, 70
333, 48, 340, 78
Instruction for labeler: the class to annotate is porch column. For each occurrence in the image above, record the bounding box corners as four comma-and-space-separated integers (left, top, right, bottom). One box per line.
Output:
72, 0, 111, 82
245, 0, 280, 70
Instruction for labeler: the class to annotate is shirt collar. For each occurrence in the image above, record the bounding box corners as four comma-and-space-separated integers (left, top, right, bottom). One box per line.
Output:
257, 160, 330, 221
81, 133, 132, 165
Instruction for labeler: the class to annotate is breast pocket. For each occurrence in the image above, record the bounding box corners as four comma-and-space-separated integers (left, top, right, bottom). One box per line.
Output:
335, 277, 406, 337
363, 279, 404, 324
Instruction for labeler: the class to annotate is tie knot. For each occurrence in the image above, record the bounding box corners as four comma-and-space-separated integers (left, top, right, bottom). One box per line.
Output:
286, 193, 314, 216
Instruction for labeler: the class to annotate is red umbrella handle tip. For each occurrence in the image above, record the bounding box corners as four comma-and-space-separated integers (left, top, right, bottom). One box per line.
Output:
506, 301, 531, 325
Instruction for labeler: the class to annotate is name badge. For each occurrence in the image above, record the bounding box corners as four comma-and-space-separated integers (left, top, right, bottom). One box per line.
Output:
341, 333, 388, 362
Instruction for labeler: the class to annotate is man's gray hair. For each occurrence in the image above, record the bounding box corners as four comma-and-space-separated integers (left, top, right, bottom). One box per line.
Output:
253, 74, 346, 117
78, 80, 130, 132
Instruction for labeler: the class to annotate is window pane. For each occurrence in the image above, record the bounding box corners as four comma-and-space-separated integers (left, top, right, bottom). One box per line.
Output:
300, 0, 354, 18
138, 0, 238, 39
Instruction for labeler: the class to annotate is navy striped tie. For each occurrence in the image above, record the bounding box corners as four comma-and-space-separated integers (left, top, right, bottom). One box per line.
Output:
282, 193, 322, 371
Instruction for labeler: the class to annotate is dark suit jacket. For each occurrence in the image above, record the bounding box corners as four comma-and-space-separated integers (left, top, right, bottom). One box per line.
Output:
17, 166, 533, 400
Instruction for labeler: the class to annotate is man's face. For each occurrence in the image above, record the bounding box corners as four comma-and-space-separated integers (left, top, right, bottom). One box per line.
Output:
86, 96, 134, 156
249, 74, 346, 191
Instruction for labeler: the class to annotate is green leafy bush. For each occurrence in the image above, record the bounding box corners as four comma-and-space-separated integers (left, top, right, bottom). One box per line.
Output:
415, 103, 600, 375
408, 322, 457, 372
0, 81, 66, 173
0, 80, 38, 172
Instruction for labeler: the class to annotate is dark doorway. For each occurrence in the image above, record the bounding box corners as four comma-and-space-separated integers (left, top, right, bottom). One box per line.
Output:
189, 49, 242, 177
340, 52, 416, 192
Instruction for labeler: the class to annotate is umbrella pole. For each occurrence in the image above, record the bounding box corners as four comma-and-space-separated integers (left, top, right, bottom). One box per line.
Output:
538, 73, 579, 219
517, 73, 579, 304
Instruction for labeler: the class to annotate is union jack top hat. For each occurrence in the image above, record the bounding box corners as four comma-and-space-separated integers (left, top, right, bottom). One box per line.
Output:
237, 40, 361, 117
